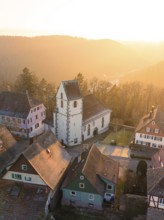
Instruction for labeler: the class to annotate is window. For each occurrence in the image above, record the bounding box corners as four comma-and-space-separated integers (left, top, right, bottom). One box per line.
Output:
70, 191, 76, 196
34, 108, 36, 112
155, 136, 162, 141
37, 106, 40, 110
107, 184, 112, 190
102, 117, 104, 128
36, 115, 38, 119
30, 127, 33, 132
79, 183, 85, 189
25, 177, 31, 181
61, 100, 63, 108
74, 138, 78, 144
12, 173, 22, 180
159, 198, 164, 205
35, 123, 39, 129
154, 128, 159, 134
80, 175, 84, 180
88, 194, 94, 201
87, 124, 90, 136
61, 93, 63, 99
21, 164, 28, 171
23, 119, 25, 124
146, 127, 151, 132
73, 101, 77, 108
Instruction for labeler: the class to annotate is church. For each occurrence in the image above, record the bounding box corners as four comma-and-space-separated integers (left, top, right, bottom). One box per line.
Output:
53, 80, 112, 146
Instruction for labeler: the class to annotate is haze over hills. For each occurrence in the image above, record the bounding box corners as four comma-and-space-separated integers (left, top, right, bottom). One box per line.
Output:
0, 35, 150, 85
121, 60, 164, 87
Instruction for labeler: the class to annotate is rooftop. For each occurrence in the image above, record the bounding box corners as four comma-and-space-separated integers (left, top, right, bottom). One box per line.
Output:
0, 91, 41, 118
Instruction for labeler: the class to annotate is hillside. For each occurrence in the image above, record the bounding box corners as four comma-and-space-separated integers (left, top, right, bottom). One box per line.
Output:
0, 35, 148, 84
121, 60, 164, 87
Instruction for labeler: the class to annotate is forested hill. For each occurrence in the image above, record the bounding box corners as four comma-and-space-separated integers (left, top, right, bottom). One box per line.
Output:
0, 35, 147, 84
121, 60, 164, 87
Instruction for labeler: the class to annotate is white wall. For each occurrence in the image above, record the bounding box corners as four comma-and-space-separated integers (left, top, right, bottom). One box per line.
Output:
83, 111, 110, 141
3, 171, 46, 186
135, 132, 164, 148
148, 195, 164, 209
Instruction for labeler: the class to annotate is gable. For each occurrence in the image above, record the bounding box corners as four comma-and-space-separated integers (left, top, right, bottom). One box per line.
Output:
63, 173, 99, 194
137, 121, 164, 136
8, 154, 37, 175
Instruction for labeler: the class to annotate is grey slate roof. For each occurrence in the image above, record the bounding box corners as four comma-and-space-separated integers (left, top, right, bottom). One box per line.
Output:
136, 108, 164, 132
147, 167, 164, 197
0, 91, 41, 118
62, 145, 119, 195
23, 130, 72, 190
62, 80, 82, 100
83, 94, 111, 121
147, 207, 164, 220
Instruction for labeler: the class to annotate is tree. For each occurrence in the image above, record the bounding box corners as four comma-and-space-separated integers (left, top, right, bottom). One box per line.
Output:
14, 67, 38, 96
136, 160, 147, 177
74, 72, 88, 95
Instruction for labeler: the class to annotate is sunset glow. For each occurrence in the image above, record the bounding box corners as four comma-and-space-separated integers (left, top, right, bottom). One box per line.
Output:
0, 0, 164, 42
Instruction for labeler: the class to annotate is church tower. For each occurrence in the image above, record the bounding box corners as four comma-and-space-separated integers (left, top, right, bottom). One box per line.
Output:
54, 80, 83, 146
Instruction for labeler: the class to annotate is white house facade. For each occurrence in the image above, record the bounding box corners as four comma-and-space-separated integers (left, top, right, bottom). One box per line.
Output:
54, 80, 112, 146
0, 91, 46, 138
135, 108, 164, 149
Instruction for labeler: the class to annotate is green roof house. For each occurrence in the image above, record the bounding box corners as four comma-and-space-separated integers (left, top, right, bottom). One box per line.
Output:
61, 145, 119, 210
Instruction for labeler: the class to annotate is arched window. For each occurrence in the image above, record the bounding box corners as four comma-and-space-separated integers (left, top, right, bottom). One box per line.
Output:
87, 124, 90, 136
102, 117, 104, 128
74, 101, 77, 108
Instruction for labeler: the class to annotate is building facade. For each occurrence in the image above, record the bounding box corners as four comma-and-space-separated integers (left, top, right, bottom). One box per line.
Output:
147, 149, 164, 219
135, 107, 164, 149
54, 80, 112, 146
0, 91, 46, 138
61, 145, 119, 210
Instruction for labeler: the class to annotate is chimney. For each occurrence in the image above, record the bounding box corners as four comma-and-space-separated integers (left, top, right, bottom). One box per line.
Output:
151, 105, 155, 113
149, 110, 152, 119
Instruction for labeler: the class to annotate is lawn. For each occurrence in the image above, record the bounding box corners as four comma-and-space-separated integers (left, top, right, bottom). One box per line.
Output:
101, 129, 134, 147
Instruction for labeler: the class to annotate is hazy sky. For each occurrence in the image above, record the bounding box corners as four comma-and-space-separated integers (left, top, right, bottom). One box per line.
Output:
0, 0, 164, 41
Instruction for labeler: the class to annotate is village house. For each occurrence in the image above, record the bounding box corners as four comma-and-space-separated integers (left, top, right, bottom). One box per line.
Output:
0, 91, 46, 139
2, 130, 72, 213
61, 145, 119, 210
147, 148, 164, 220
0, 125, 22, 176
135, 107, 164, 149
53, 80, 112, 146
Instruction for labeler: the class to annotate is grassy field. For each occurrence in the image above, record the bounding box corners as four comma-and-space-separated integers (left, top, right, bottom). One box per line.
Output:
101, 129, 134, 147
